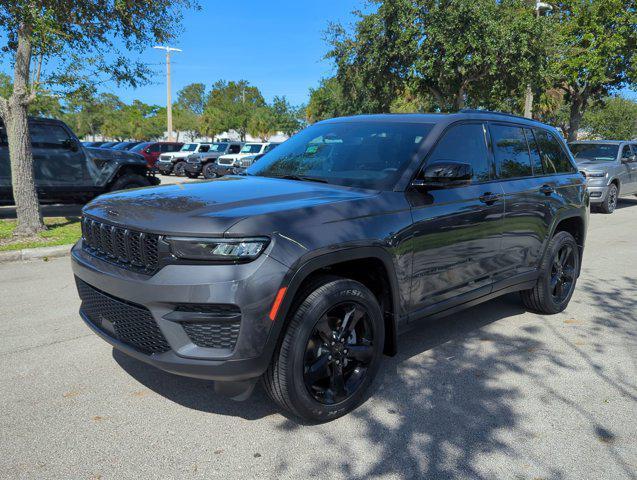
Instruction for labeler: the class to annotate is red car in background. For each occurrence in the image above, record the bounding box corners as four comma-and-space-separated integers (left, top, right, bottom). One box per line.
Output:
131, 142, 184, 169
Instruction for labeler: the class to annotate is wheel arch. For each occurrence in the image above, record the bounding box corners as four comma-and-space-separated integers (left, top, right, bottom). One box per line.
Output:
272, 247, 401, 357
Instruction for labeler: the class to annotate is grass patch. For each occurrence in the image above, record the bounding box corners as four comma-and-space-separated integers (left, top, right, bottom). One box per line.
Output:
0, 217, 82, 252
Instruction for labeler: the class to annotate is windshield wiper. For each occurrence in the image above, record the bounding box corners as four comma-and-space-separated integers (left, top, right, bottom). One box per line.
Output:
275, 174, 328, 184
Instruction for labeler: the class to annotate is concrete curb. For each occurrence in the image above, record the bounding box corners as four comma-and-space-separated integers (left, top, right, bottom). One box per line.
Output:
0, 244, 71, 264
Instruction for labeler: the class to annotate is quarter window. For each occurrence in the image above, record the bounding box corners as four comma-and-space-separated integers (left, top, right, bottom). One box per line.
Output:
621, 145, 632, 160
426, 123, 491, 182
490, 124, 532, 179
534, 129, 576, 174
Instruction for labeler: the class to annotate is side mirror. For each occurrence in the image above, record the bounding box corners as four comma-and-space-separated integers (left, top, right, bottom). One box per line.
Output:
412, 161, 473, 189
62, 138, 79, 152
144, 148, 151, 154
622, 154, 637, 163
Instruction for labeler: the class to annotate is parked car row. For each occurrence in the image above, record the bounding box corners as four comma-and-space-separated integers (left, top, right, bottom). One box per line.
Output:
156, 141, 281, 179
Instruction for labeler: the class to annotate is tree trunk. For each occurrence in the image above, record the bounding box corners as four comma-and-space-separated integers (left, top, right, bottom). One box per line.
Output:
567, 92, 586, 142
3, 24, 45, 236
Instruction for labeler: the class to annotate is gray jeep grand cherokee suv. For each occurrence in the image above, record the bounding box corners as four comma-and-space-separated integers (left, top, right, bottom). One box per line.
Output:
72, 111, 589, 421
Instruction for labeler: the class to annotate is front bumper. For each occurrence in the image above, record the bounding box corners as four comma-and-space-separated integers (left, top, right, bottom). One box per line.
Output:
71, 241, 289, 382
184, 161, 202, 175
586, 184, 609, 204
210, 163, 236, 177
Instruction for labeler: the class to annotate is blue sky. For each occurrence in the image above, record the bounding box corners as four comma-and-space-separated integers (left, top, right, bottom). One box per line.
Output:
107, 0, 363, 107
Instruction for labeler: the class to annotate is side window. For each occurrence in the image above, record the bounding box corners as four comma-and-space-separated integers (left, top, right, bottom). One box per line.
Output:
159, 144, 169, 152
426, 123, 491, 182
151, 144, 161, 153
620, 145, 632, 160
534, 129, 576, 174
229, 144, 241, 154
199, 145, 210, 153
30, 124, 71, 148
490, 124, 532, 179
524, 128, 544, 175
0, 123, 7, 146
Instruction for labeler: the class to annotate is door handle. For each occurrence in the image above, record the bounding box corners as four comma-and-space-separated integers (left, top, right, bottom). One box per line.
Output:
479, 192, 499, 205
539, 185, 554, 196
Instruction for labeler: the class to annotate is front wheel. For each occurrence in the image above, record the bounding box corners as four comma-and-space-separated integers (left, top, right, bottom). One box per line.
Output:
203, 163, 218, 179
520, 231, 580, 314
173, 161, 186, 177
599, 183, 618, 214
109, 173, 151, 192
263, 277, 385, 422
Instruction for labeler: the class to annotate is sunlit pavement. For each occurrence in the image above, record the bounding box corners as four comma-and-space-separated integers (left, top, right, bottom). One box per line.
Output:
1, 199, 636, 479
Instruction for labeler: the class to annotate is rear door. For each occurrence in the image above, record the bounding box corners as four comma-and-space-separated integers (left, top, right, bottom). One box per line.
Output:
620, 144, 637, 193
408, 122, 505, 312
488, 123, 554, 278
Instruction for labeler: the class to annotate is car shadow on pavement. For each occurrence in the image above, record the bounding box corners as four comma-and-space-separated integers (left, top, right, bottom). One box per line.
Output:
615, 197, 637, 210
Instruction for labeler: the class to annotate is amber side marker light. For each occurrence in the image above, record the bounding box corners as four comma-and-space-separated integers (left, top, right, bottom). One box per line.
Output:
269, 287, 288, 321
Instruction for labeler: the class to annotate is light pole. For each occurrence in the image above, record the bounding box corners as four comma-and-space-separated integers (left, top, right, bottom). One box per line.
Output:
153, 45, 182, 141
523, 1, 552, 118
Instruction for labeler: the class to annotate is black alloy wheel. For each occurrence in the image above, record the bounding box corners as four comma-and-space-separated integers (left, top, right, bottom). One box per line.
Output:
302, 302, 374, 405
550, 244, 576, 303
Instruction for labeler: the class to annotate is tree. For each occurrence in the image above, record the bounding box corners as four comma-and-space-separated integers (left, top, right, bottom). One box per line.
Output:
177, 83, 206, 115
0, 0, 197, 236
271, 96, 303, 136
307, 78, 346, 123
201, 80, 265, 141
582, 96, 637, 140
326, 0, 553, 114
248, 107, 278, 142
550, 0, 637, 141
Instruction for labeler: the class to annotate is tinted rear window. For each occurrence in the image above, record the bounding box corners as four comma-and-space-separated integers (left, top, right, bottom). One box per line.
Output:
535, 129, 576, 174
490, 124, 533, 179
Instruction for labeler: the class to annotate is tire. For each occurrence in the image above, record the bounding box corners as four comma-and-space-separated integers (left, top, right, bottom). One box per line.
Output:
599, 183, 618, 214
520, 231, 580, 314
263, 276, 385, 422
185, 171, 199, 179
203, 163, 218, 179
109, 173, 151, 192
173, 161, 186, 177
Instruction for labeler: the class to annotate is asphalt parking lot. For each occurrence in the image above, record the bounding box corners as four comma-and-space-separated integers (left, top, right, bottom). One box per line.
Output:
1, 194, 636, 480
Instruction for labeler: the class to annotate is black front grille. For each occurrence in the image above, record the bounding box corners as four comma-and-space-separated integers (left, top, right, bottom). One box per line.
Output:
182, 321, 241, 350
81, 216, 160, 274
76, 278, 170, 355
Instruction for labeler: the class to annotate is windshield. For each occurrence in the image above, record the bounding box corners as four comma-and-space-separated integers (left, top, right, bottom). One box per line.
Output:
181, 143, 198, 152
241, 144, 263, 154
210, 143, 228, 152
570, 144, 619, 162
131, 142, 150, 152
247, 121, 434, 189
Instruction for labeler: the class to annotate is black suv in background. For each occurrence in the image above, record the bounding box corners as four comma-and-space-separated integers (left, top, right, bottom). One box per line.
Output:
72, 112, 588, 421
0, 118, 158, 204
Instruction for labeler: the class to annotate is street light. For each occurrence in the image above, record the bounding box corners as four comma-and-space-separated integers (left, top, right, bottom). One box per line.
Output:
523, 1, 553, 119
153, 45, 182, 141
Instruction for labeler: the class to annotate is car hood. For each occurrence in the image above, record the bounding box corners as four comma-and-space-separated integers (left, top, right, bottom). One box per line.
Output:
82, 175, 380, 236
85, 147, 146, 166
575, 159, 616, 170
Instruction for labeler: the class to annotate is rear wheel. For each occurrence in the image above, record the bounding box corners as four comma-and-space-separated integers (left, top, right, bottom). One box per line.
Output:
109, 173, 151, 192
520, 231, 580, 314
173, 161, 186, 177
203, 163, 218, 179
263, 277, 384, 422
599, 183, 618, 214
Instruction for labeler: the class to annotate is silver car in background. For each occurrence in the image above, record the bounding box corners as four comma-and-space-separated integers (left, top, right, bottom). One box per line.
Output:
569, 140, 637, 213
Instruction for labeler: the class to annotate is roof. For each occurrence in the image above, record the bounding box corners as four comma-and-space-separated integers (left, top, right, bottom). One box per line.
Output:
318, 110, 546, 128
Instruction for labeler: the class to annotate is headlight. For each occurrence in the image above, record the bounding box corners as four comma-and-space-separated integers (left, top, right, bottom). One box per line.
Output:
166, 237, 269, 261
586, 171, 606, 178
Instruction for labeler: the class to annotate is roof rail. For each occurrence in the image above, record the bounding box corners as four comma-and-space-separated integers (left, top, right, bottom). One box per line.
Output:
459, 109, 540, 123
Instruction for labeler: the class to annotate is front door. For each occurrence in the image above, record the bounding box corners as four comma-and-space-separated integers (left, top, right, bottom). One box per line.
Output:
31, 121, 87, 191
408, 122, 505, 314
621, 145, 637, 194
